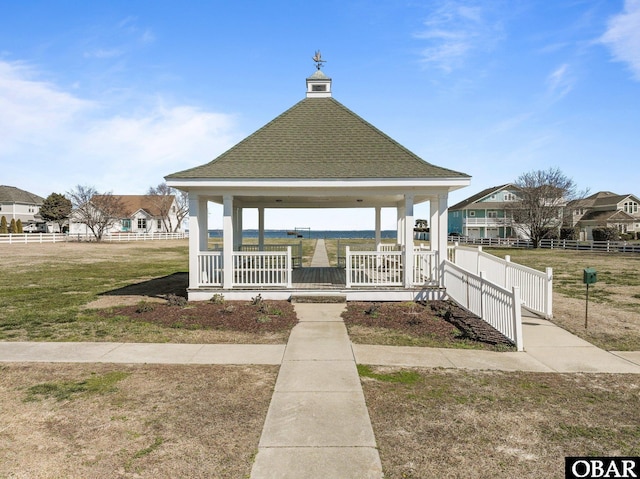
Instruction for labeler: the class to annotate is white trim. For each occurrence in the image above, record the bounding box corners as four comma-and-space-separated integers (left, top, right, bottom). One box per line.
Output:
167, 178, 470, 189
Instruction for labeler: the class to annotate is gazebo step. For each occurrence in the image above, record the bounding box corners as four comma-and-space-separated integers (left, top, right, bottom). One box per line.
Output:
290, 294, 347, 304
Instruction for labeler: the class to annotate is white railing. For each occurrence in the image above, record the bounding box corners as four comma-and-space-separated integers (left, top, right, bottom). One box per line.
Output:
463, 218, 509, 226
540, 238, 640, 253
239, 242, 303, 268
413, 250, 439, 285
377, 243, 402, 252
346, 247, 403, 287
0, 233, 68, 244
443, 260, 523, 351
451, 245, 553, 319
198, 251, 223, 286
232, 249, 292, 287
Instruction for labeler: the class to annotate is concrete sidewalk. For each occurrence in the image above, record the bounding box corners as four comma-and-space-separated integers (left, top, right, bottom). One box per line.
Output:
353, 315, 640, 373
310, 238, 330, 267
250, 303, 383, 479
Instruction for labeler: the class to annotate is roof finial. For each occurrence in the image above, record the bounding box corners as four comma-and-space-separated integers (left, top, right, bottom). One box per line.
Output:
312, 50, 326, 70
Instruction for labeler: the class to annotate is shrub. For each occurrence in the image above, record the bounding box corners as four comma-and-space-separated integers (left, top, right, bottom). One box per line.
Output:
166, 293, 187, 307
135, 301, 155, 313
0, 216, 7, 234
592, 227, 619, 241
210, 293, 225, 304
16, 219, 23, 234
9, 218, 16, 234
560, 227, 579, 240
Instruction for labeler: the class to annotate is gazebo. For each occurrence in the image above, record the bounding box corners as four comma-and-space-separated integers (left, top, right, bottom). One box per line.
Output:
166, 64, 471, 300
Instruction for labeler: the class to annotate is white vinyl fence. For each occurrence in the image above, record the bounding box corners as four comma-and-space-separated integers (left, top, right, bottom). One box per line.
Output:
345, 247, 403, 287
451, 245, 553, 319
443, 260, 523, 351
196, 249, 293, 288
0, 233, 68, 244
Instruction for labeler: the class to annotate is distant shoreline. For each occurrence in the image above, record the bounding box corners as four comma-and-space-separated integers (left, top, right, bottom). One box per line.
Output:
207, 229, 398, 239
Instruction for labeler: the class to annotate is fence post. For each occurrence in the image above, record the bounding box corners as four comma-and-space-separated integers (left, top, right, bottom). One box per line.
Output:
512, 286, 524, 351
345, 246, 351, 288
287, 246, 292, 288
479, 271, 486, 320
504, 255, 511, 288
545, 267, 553, 319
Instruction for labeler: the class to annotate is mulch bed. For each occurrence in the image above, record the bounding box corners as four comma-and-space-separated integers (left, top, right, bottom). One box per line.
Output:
342, 300, 514, 348
97, 299, 298, 334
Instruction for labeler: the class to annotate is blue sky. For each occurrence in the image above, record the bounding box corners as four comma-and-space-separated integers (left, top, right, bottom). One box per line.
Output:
1, 0, 639, 230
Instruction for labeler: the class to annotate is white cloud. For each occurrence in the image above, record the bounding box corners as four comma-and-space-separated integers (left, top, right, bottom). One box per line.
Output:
600, 0, 640, 80
414, 0, 504, 72
546, 63, 574, 99
0, 60, 239, 196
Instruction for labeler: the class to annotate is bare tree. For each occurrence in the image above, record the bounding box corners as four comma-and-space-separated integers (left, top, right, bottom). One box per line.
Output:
506, 168, 586, 248
67, 185, 125, 241
147, 182, 188, 232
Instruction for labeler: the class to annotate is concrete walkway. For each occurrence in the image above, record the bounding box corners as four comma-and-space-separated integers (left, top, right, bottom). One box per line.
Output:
354, 316, 640, 373
250, 303, 382, 478
310, 238, 330, 267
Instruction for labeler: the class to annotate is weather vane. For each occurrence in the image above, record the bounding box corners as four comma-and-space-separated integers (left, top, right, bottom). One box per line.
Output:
312, 50, 326, 70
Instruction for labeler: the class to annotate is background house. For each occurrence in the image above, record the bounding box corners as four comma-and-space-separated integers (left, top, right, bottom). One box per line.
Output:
448, 184, 521, 239
568, 191, 640, 240
0, 185, 44, 231
69, 195, 182, 236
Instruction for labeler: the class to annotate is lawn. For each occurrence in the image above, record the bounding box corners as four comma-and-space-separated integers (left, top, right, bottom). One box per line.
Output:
0, 240, 298, 343
361, 366, 640, 478
0, 362, 277, 478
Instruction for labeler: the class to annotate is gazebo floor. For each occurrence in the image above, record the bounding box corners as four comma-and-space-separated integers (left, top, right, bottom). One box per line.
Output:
188, 266, 445, 302
292, 267, 345, 288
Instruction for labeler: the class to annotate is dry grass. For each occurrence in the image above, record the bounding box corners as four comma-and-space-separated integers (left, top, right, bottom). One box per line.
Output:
361, 366, 640, 478
0, 362, 277, 478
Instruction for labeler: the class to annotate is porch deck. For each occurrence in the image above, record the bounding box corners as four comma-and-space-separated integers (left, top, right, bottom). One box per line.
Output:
292, 267, 345, 288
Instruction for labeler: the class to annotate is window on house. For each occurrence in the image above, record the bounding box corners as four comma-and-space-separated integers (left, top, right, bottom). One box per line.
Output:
487, 211, 498, 218
504, 193, 516, 201
469, 211, 476, 217
157, 219, 162, 229
624, 201, 638, 214
312, 84, 327, 92
137, 218, 147, 230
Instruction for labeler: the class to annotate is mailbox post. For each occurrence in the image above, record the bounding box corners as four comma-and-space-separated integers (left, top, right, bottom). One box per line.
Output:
583, 268, 597, 329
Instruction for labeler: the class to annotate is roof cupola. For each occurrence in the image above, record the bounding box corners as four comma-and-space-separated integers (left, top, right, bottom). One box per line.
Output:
306, 51, 331, 98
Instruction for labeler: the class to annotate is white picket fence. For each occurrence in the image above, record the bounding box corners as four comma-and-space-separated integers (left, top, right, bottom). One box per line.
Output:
0, 233, 68, 244
197, 249, 292, 288
443, 260, 523, 351
345, 247, 403, 287
0, 232, 188, 244
451, 245, 553, 319
198, 251, 223, 286
344, 247, 439, 287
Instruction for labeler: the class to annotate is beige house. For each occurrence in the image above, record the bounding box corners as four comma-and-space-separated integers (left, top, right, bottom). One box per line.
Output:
569, 191, 640, 239
166, 68, 471, 300
0, 185, 44, 230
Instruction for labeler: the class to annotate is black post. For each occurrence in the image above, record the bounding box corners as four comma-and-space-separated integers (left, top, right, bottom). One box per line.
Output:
585, 283, 589, 329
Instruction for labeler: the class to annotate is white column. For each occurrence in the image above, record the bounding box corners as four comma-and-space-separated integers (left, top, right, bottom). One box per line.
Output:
188, 193, 200, 291
396, 202, 406, 246
198, 197, 208, 250
223, 195, 234, 289
404, 195, 414, 288
375, 207, 381, 249
438, 193, 449, 259
430, 197, 439, 251
258, 207, 265, 251
233, 207, 243, 250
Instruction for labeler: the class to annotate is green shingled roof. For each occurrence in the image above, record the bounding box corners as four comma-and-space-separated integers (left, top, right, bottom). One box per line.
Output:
166, 97, 469, 180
